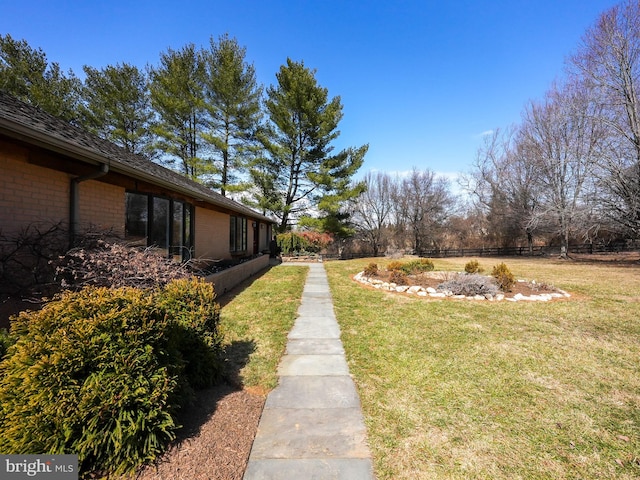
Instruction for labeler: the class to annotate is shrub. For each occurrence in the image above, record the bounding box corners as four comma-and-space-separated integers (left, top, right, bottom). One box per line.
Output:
55, 241, 191, 290
276, 232, 313, 255
386, 260, 404, 272
492, 262, 516, 291
464, 259, 484, 274
437, 273, 499, 296
389, 270, 408, 285
387, 259, 434, 275
276, 231, 333, 255
156, 278, 222, 393
402, 258, 435, 274
0, 328, 13, 360
0, 278, 221, 478
363, 262, 379, 277
0, 223, 69, 296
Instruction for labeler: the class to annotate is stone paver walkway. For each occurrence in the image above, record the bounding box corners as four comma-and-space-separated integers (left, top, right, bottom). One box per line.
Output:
243, 262, 375, 479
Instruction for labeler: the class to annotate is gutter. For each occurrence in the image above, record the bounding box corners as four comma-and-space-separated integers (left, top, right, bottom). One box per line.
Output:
69, 163, 109, 247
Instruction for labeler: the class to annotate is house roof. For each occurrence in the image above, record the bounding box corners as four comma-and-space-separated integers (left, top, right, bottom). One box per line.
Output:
0, 92, 274, 223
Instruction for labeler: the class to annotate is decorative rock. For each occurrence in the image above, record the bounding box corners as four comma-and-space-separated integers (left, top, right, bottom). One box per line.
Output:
408, 286, 423, 294
429, 292, 446, 298
396, 286, 409, 293
473, 295, 485, 300
417, 291, 428, 297
426, 287, 437, 294
514, 293, 524, 300
495, 294, 505, 301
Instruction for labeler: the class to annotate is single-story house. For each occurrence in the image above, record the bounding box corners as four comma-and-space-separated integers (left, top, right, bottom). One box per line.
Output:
0, 91, 275, 263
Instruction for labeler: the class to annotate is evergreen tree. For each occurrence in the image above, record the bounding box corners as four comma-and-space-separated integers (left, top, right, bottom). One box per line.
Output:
0, 34, 81, 123
81, 63, 154, 157
149, 44, 205, 178
250, 58, 366, 231
201, 34, 262, 196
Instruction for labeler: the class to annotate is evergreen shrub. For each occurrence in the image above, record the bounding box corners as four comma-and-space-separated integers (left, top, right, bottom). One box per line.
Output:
402, 258, 435, 274
0, 278, 221, 478
389, 270, 408, 285
0, 328, 13, 360
363, 262, 379, 277
492, 262, 516, 291
386, 260, 404, 272
464, 259, 484, 274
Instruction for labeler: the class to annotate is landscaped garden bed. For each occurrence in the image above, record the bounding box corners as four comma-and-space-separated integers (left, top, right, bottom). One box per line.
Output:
353, 258, 570, 301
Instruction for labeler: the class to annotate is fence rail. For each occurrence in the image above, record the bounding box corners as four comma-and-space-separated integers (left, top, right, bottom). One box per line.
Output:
322, 243, 638, 261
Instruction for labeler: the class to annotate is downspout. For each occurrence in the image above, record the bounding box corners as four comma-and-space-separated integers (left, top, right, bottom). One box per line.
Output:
69, 163, 109, 247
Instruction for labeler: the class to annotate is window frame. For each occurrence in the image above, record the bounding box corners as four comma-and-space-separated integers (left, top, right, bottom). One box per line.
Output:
229, 215, 248, 254
125, 191, 194, 261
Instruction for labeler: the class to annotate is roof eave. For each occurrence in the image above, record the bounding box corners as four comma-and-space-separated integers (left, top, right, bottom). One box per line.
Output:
0, 118, 275, 224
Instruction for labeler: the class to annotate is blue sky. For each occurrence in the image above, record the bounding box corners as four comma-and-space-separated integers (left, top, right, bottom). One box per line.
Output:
1, 0, 619, 183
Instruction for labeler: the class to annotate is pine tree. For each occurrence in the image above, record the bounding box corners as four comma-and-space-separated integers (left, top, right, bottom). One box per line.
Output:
201, 34, 262, 196
250, 58, 366, 232
149, 44, 206, 178
0, 34, 81, 123
80, 63, 154, 157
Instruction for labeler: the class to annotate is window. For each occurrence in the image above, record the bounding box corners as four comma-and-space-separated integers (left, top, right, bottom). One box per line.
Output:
125, 192, 194, 260
150, 197, 170, 251
230, 216, 247, 253
125, 193, 148, 245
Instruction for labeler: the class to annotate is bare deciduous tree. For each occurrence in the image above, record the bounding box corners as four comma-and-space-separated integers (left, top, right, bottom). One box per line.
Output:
393, 168, 454, 253
519, 81, 604, 257
351, 172, 394, 256
571, 0, 640, 236
469, 127, 542, 251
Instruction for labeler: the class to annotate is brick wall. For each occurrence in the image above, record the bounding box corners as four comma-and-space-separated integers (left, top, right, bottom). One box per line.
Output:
78, 180, 125, 236
195, 207, 230, 259
1, 142, 125, 237
0, 145, 70, 234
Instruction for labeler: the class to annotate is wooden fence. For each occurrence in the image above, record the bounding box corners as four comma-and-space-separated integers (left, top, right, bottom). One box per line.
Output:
322, 242, 638, 261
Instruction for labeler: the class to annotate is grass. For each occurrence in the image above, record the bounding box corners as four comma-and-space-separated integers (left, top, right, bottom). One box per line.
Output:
325, 256, 640, 479
217, 264, 308, 392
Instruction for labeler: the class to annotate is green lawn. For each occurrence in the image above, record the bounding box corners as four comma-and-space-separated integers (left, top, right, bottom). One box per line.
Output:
218, 264, 308, 392
325, 257, 640, 479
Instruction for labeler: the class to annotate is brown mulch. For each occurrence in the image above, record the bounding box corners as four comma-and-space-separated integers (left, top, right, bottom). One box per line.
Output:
130, 383, 265, 480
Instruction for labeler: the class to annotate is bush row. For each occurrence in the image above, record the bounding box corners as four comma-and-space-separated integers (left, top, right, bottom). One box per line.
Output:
0, 277, 221, 478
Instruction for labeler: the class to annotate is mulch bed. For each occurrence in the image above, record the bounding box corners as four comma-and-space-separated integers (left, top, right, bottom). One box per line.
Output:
131, 383, 265, 480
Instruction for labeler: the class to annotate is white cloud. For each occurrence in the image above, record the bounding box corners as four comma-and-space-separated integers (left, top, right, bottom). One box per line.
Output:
474, 129, 495, 138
